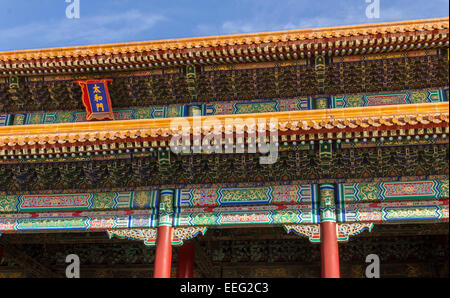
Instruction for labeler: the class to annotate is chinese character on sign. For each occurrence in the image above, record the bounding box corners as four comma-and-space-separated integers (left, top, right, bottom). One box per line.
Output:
74, 79, 114, 121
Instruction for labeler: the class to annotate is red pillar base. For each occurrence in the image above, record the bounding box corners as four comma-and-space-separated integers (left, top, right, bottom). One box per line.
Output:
153, 226, 173, 278
177, 242, 195, 278
320, 221, 340, 278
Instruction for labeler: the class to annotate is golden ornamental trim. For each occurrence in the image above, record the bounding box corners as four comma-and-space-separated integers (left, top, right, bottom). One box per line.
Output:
0, 18, 447, 62
0, 102, 447, 147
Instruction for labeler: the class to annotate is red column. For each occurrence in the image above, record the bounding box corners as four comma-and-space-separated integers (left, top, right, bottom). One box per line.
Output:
153, 226, 173, 278
320, 221, 340, 278
177, 242, 195, 278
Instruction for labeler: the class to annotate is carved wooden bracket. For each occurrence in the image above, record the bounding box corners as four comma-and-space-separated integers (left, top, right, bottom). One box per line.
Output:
284, 222, 374, 243
106, 226, 208, 246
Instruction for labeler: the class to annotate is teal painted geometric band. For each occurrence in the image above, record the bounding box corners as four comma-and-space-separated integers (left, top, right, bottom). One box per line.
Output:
217, 187, 272, 205
174, 184, 316, 208
0, 114, 11, 126
0, 191, 159, 213
130, 191, 159, 210
336, 198, 449, 223
319, 184, 336, 223
9, 97, 306, 126
319, 184, 335, 190
381, 206, 444, 221
172, 208, 316, 227
158, 214, 173, 227
319, 184, 335, 205
320, 218, 337, 223
233, 100, 279, 114
158, 189, 174, 226
330, 87, 446, 108
12, 113, 28, 125
313, 97, 330, 109
337, 184, 346, 222
0, 212, 157, 233
7, 87, 446, 127
311, 184, 320, 223
160, 189, 175, 197
337, 180, 448, 203
379, 181, 444, 200
320, 207, 337, 223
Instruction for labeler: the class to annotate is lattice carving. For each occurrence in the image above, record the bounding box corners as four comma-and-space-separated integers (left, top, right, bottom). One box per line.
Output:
284, 224, 321, 242
106, 228, 157, 245
284, 222, 374, 243
172, 227, 208, 245
106, 226, 207, 246
337, 222, 374, 241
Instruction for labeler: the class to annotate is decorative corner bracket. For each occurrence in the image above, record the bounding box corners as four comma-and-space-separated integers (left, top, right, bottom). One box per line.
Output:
284, 222, 374, 243
106, 226, 208, 246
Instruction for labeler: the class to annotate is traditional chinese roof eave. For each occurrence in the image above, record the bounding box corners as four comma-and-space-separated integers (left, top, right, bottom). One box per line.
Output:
0, 17, 448, 75
0, 102, 447, 148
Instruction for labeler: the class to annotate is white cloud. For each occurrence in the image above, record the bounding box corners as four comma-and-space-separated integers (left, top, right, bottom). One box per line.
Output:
0, 9, 167, 50
194, 0, 430, 37
217, 6, 375, 35
221, 21, 259, 34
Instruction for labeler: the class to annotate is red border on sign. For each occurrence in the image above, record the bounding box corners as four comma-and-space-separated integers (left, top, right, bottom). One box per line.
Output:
74, 79, 114, 121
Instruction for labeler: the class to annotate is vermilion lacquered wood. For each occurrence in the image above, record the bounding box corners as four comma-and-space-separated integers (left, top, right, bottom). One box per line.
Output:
176, 242, 195, 278
320, 221, 340, 278
153, 226, 173, 278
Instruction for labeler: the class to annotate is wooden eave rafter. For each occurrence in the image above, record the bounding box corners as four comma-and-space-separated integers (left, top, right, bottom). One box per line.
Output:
0, 102, 447, 148
0, 18, 448, 74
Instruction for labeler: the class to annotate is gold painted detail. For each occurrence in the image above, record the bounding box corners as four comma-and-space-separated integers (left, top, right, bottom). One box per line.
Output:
0, 18, 447, 63
106, 228, 157, 242
173, 226, 208, 244
106, 226, 207, 246
0, 103, 447, 147
284, 224, 320, 242
284, 222, 374, 242
337, 222, 374, 241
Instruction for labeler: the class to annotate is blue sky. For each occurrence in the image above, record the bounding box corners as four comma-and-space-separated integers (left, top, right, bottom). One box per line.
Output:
0, 0, 448, 51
